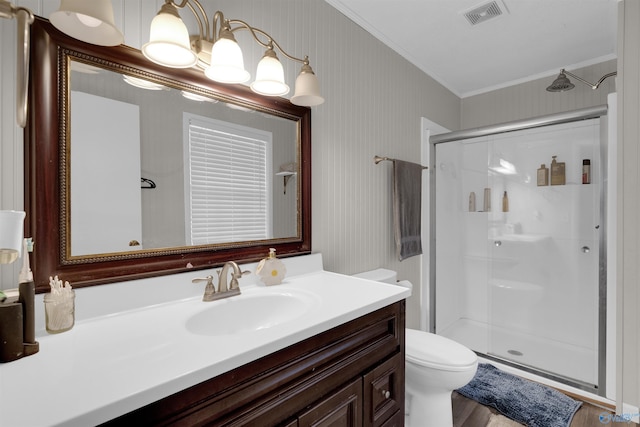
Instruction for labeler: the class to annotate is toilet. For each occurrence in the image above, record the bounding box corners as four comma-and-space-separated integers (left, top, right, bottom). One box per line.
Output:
353, 269, 478, 427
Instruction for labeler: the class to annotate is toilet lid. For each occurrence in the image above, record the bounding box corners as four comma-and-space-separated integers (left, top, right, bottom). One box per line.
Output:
405, 329, 478, 372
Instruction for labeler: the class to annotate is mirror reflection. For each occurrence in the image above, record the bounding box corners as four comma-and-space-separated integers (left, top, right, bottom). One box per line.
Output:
68, 59, 299, 257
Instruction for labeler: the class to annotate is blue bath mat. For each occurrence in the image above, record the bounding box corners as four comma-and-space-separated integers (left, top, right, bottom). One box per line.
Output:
456, 363, 582, 427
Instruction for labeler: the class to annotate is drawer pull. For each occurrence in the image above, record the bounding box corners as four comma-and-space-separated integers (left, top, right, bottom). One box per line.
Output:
382, 390, 391, 399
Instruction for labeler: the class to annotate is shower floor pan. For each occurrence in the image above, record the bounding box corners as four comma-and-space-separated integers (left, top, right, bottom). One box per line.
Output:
440, 318, 598, 390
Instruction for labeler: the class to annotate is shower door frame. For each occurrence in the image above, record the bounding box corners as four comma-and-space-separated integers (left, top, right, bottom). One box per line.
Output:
429, 105, 609, 395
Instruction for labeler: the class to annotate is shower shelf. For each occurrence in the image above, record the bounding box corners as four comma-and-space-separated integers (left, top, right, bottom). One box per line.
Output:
541, 183, 596, 187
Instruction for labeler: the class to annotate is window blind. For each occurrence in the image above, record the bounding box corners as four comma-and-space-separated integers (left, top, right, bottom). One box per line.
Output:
185, 115, 272, 245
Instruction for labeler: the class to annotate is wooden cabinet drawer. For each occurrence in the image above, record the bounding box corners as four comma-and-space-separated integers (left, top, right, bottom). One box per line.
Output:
363, 353, 404, 427
298, 378, 362, 427
379, 410, 403, 427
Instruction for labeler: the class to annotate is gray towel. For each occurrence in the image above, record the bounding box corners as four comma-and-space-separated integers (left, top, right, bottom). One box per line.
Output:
393, 160, 423, 261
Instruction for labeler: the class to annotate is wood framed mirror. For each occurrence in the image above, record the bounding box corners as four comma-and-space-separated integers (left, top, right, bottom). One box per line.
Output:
25, 17, 311, 293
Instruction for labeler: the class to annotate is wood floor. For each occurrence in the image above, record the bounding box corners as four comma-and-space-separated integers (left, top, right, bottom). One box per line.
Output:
452, 392, 630, 427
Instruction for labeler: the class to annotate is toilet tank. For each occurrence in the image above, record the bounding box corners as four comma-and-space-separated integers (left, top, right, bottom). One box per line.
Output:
352, 268, 397, 284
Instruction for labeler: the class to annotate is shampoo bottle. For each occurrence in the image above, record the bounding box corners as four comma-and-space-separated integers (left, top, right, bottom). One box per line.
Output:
502, 191, 509, 212
483, 188, 491, 212
256, 248, 286, 286
582, 159, 591, 184
550, 156, 566, 185
537, 164, 549, 186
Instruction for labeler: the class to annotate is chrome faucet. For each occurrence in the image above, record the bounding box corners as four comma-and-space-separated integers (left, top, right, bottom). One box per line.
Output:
192, 261, 250, 302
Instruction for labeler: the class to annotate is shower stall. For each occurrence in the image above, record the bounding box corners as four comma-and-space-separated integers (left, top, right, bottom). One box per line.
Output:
430, 106, 611, 395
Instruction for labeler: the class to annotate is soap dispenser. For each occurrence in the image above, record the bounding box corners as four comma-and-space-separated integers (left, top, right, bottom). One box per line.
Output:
256, 248, 286, 286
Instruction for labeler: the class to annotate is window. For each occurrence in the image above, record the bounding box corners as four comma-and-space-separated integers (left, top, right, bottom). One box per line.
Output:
184, 113, 272, 245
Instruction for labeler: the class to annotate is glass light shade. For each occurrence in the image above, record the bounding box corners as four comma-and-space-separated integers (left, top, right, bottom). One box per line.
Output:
181, 91, 218, 103
50, 0, 123, 46
0, 210, 25, 264
291, 68, 324, 106
123, 75, 166, 91
250, 53, 289, 96
205, 38, 250, 84
142, 10, 197, 68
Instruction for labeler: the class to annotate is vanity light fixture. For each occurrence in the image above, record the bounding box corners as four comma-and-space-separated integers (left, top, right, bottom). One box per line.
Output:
49, 0, 124, 47
546, 68, 617, 92
142, 2, 197, 68
143, 0, 324, 106
0, 0, 34, 128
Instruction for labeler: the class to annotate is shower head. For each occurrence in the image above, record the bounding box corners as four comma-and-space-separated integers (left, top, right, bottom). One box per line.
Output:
546, 68, 617, 92
546, 70, 575, 92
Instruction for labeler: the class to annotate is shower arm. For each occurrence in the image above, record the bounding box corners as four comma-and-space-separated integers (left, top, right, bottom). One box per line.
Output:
562, 69, 617, 90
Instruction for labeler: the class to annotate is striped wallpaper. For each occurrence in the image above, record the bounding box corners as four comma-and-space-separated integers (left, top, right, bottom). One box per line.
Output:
0, 1, 632, 347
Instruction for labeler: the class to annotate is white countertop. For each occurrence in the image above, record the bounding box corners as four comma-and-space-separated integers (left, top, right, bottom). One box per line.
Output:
0, 254, 409, 427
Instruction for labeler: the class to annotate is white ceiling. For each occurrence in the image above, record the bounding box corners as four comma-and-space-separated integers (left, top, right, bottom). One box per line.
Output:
325, 0, 618, 98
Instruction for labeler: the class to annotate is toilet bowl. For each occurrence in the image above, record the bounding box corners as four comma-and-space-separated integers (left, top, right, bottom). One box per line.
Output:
353, 269, 478, 427
405, 329, 478, 426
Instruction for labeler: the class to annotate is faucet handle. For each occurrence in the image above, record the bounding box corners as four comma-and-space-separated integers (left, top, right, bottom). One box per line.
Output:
192, 275, 216, 301
229, 270, 251, 290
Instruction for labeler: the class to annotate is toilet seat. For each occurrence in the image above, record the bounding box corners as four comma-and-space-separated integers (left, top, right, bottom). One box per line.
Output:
405, 329, 477, 372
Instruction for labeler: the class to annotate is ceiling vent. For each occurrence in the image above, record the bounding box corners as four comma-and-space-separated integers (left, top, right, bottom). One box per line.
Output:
463, 1, 507, 26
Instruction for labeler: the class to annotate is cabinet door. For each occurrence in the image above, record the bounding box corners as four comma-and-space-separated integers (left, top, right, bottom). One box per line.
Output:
298, 379, 362, 427
363, 353, 403, 427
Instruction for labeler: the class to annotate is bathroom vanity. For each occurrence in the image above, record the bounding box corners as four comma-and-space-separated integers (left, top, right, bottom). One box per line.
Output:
0, 255, 409, 426
103, 301, 405, 427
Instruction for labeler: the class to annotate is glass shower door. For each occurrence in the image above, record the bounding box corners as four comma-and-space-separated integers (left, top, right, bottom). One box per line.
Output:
434, 116, 604, 394
485, 119, 601, 388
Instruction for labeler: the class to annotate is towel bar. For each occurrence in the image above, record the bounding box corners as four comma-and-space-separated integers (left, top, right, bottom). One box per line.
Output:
374, 155, 428, 169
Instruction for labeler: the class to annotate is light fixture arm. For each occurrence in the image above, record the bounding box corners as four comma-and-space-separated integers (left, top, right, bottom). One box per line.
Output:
167, 0, 210, 40
185, 0, 208, 40
562, 69, 617, 90
0, 1, 34, 128
160, 1, 310, 65
226, 18, 309, 65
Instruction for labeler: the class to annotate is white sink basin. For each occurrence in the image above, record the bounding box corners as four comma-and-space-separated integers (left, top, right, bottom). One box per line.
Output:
185, 287, 319, 336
